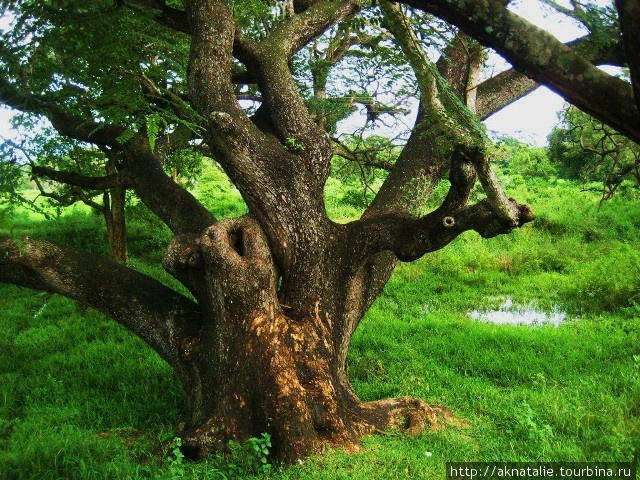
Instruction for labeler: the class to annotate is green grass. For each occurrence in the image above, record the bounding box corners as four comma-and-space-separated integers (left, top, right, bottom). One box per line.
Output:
1, 180, 639, 478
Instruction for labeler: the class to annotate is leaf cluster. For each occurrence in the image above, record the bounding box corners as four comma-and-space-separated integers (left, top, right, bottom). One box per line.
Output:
2, 0, 199, 141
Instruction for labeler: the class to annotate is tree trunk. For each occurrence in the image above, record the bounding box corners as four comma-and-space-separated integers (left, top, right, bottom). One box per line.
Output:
103, 187, 128, 264
180, 311, 440, 462
162, 216, 442, 462
102, 153, 128, 264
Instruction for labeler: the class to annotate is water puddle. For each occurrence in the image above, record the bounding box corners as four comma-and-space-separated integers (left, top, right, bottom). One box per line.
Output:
469, 297, 567, 327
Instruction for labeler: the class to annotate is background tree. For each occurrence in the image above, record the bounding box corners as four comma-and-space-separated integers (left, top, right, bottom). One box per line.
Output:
1, 130, 132, 262
549, 105, 640, 200
0, 0, 638, 462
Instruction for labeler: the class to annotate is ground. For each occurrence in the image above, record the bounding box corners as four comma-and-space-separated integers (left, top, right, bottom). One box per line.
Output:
0, 179, 639, 479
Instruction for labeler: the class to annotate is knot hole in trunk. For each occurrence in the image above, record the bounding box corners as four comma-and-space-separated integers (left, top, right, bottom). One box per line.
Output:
228, 227, 245, 257
200, 217, 279, 299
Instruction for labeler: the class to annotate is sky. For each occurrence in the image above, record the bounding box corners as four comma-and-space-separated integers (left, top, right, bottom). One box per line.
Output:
0, 1, 616, 148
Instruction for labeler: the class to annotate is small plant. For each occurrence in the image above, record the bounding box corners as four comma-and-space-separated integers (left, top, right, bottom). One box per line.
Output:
227, 432, 272, 476
160, 436, 185, 480
284, 136, 305, 152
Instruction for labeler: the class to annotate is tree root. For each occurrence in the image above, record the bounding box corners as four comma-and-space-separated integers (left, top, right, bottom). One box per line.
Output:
359, 396, 468, 437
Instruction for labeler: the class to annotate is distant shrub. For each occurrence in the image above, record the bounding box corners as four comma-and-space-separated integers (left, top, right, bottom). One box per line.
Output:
493, 138, 557, 179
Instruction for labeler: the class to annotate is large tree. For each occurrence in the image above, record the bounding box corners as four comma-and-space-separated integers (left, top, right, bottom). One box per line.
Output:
0, 0, 637, 462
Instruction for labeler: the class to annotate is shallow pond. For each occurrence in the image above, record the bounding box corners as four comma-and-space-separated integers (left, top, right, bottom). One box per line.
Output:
469, 297, 567, 326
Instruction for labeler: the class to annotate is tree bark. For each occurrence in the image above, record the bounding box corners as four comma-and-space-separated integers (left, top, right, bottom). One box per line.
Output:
0, 236, 202, 390
102, 154, 128, 264
615, 0, 640, 111
160, 216, 445, 461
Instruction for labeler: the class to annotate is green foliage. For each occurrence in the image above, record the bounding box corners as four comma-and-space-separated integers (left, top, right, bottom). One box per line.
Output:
193, 163, 248, 219
159, 437, 186, 480
229, 0, 281, 40
163, 148, 206, 188
284, 136, 305, 152
126, 202, 173, 261
0, 1, 638, 478
2, 0, 200, 146
227, 433, 273, 477
146, 113, 164, 153
324, 135, 395, 215
540, 0, 619, 57
0, 149, 43, 218
492, 138, 557, 179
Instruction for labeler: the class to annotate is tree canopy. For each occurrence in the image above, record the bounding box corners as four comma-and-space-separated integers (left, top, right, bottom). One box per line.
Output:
0, 0, 638, 462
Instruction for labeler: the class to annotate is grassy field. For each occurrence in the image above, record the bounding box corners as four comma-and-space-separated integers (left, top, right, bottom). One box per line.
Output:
1, 178, 639, 479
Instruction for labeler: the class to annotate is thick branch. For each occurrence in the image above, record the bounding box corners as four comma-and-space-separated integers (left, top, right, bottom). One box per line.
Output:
183, 0, 284, 177
435, 32, 485, 113
123, 134, 217, 235
381, 2, 440, 111
0, 235, 201, 385
236, 4, 368, 177
266, 0, 362, 59
476, 35, 627, 120
0, 77, 125, 146
1, 74, 214, 236
368, 5, 486, 216
400, 0, 640, 143
351, 198, 535, 262
184, 0, 239, 118
476, 70, 538, 121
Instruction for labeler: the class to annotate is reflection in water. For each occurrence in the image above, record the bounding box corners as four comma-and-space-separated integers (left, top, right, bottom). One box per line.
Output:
469, 297, 566, 326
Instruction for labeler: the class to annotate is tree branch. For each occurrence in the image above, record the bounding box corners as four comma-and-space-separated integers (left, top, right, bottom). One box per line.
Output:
399, 0, 640, 143
265, 0, 362, 59
0, 74, 215, 236
31, 165, 128, 191
380, 2, 440, 112
435, 32, 485, 114
476, 34, 627, 120
350, 197, 534, 263
0, 80, 125, 146
234, 4, 368, 179
122, 133, 217, 235
476, 70, 538, 121
368, 3, 482, 215
31, 176, 103, 211
0, 235, 202, 386
332, 138, 395, 171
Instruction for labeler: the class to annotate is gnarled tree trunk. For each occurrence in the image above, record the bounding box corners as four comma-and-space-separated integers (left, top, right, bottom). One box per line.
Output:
161, 216, 448, 460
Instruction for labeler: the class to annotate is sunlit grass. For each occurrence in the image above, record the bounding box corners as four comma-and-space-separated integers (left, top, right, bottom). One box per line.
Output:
0, 180, 639, 478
